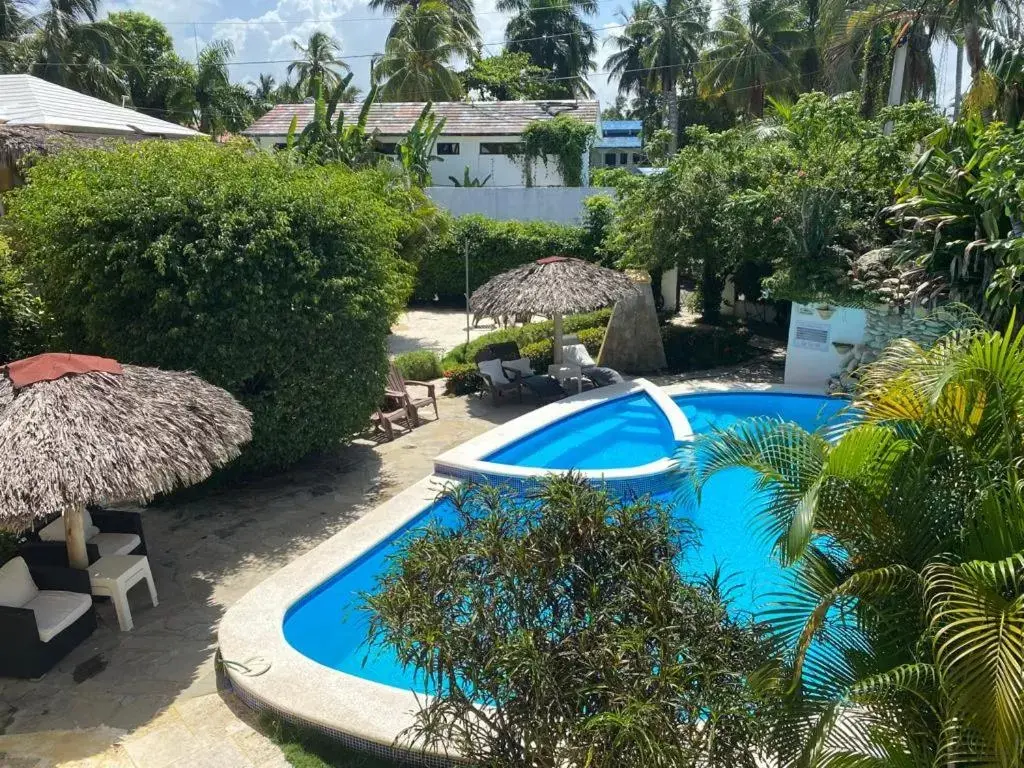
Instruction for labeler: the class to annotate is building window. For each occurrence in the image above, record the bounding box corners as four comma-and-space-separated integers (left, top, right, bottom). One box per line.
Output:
619, 152, 628, 165
376, 142, 398, 155
273, 142, 287, 150
604, 152, 616, 166
632, 153, 642, 164
479, 142, 524, 155
437, 142, 460, 155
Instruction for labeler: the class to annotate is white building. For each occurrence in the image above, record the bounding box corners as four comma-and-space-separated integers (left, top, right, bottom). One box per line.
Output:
242, 100, 600, 187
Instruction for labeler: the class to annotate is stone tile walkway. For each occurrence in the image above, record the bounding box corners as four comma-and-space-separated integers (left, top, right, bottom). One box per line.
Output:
0, 349, 783, 768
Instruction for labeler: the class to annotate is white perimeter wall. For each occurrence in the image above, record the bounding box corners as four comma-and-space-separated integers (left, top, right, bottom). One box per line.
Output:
426, 186, 615, 224
783, 302, 867, 389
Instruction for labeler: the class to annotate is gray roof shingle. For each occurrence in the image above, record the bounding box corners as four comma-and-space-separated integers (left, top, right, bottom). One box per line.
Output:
244, 100, 600, 137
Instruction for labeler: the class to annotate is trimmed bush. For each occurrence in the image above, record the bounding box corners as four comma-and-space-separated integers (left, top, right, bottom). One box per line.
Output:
443, 362, 480, 395
393, 350, 443, 382
576, 326, 606, 352
415, 215, 592, 302
522, 328, 605, 370
661, 323, 757, 372
4, 140, 435, 472
443, 308, 612, 367
520, 339, 554, 370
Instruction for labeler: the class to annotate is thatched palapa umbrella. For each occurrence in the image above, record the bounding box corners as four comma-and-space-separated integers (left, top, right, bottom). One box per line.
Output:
471, 257, 638, 364
0, 353, 253, 568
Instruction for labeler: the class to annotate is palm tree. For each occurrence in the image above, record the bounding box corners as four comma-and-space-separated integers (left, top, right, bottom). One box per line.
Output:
977, 17, 1023, 125
692, 315, 1024, 765
621, 0, 707, 153
0, 0, 28, 71
287, 30, 350, 97
701, 0, 805, 117
502, 0, 598, 97
368, 0, 480, 47
606, 2, 654, 104
375, 2, 469, 101
250, 72, 277, 117
27, 0, 127, 100
167, 40, 251, 136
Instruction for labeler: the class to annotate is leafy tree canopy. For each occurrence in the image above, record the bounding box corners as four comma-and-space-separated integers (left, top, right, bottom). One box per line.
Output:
368, 474, 783, 768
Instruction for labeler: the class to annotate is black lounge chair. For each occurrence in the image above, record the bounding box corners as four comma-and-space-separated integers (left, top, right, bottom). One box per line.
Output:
475, 343, 565, 405
19, 507, 148, 568
0, 556, 97, 679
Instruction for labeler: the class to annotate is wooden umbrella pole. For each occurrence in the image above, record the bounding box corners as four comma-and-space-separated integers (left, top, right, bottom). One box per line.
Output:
553, 313, 563, 365
64, 504, 89, 569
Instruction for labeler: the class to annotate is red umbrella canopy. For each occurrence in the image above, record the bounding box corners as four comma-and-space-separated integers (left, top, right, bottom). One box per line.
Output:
5, 353, 123, 388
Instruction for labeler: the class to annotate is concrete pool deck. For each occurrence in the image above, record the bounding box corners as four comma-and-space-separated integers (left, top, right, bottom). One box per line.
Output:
0, 356, 783, 767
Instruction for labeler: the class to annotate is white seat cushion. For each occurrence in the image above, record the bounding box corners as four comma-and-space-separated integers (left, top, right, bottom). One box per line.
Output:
23, 590, 92, 642
90, 532, 141, 557
563, 344, 596, 367
477, 358, 511, 385
502, 357, 535, 378
0, 556, 39, 608
39, 516, 100, 542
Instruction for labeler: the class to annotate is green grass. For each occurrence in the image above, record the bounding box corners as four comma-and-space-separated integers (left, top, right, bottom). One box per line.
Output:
262, 716, 409, 768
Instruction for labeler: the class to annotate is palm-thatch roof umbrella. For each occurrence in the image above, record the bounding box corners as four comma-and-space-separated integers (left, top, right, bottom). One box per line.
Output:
0, 353, 253, 569
470, 256, 639, 364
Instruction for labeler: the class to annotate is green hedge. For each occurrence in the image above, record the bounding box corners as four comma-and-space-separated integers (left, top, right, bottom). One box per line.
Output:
4, 140, 433, 472
443, 308, 613, 367
661, 324, 757, 372
0, 234, 46, 364
415, 215, 592, 303
393, 350, 443, 381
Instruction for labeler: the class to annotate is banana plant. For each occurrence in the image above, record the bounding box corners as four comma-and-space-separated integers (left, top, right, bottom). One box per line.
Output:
448, 167, 492, 187
397, 103, 445, 188
286, 73, 380, 167
886, 117, 1024, 324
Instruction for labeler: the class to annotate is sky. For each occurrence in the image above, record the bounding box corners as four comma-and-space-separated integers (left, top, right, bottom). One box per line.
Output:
102, 0, 968, 116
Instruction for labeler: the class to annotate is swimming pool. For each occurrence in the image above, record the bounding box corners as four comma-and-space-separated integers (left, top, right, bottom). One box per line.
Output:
672, 391, 847, 434
484, 391, 677, 470
282, 388, 848, 690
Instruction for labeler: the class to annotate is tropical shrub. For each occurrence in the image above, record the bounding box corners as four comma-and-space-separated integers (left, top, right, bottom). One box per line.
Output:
4, 140, 436, 471
415, 214, 592, 302
886, 117, 1024, 324
660, 323, 755, 371
392, 350, 443, 382
0, 235, 46, 364
441, 308, 612, 366
608, 93, 943, 319
694, 320, 1024, 765
367, 475, 782, 767
442, 362, 480, 395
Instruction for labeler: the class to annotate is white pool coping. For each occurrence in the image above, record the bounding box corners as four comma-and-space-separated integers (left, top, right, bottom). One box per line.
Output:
218, 380, 832, 763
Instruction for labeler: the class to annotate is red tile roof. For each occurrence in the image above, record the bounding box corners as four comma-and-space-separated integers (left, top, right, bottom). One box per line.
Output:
243, 100, 600, 137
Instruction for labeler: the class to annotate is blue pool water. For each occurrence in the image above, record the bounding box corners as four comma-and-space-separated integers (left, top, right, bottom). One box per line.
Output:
284, 391, 848, 688
673, 391, 847, 435
485, 392, 677, 469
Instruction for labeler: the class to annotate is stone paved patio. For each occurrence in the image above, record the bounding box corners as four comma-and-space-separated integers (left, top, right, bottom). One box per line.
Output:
0, 351, 783, 768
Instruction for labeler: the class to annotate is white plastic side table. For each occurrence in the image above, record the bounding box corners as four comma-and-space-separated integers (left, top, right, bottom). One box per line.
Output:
88, 555, 158, 631
548, 364, 584, 394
